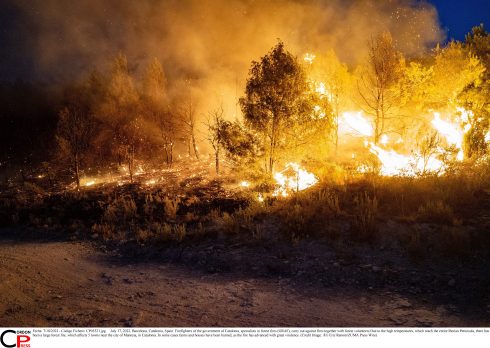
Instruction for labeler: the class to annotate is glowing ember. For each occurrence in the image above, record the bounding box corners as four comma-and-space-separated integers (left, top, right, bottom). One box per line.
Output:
240, 181, 250, 187
340, 111, 374, 137
79, 177, 97, 187
273, 162, 318, 197
257, 193, 264, 202
303, 53, 316, 64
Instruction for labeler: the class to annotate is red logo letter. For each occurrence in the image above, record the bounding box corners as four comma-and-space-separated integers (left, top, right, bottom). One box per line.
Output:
17, 335, 30, 347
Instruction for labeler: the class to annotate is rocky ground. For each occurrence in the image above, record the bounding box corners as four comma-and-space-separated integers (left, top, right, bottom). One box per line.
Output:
0, 237, 488, 327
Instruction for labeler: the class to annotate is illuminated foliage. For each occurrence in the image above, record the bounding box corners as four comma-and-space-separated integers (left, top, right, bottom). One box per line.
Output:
357, 32, 405, 144
240, 42, 322, 173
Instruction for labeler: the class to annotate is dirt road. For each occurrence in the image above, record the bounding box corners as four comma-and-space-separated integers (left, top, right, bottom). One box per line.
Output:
0, 240, 482, 327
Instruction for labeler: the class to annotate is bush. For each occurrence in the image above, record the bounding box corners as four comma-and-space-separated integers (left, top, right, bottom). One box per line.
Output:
284, 203, 306, 242
173, 224, 186, 242
220, 212, 240, 234
91, 223, 115, 240
163, 196, 180, 220
353, 192, 378, 241
317, 188, 341, 216
103, 195, 137, 223
417, 200, 454, 224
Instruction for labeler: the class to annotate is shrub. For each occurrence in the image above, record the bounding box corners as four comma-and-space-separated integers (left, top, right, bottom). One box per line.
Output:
173, 224, 186, 242
220, 212, 240, 234
152, 222, 173, 242
353, 192, 378, 241
103, 195, 137, 223
143, 192, 155, 217
318, 188, 341, 216
208, 208, 221, 221
417, 200, 454, 224
252, 224, 265, 240
91, 223, 115, 240
135, 227, 152, 244
284, 203, 306, 242
163, 196, 180, 220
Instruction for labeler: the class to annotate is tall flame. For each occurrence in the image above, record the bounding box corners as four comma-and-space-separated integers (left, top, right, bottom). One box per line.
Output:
340, 111, 374, 137
431, 112, 466, 160
368, 143, 445, 176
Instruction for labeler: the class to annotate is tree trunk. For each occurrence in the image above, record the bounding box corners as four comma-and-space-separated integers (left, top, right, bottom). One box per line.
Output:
269, 132, 276, 174
215, 147, 220, 175
169, 144, 173, 167
263, 134, 268, 173
192, 133, 200, 161
380, 92, 385, 139
269, 119, 277, 174
164, 146, 169, 165
334, 111, 339, 156
128, 146, 134, 183
75, 154, 80, 190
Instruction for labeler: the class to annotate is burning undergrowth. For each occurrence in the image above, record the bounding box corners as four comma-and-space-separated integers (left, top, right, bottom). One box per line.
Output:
2, 157, 490, 255
1, 155, 490, 318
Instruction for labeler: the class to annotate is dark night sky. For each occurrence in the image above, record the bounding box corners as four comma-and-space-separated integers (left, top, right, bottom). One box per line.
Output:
0, 0, 488, 82
430, 0, 490, 40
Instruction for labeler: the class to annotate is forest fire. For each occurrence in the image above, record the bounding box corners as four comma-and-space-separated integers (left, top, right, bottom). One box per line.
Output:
1, 0, 490, 333
340, 111, 374, 137
333, 107, 472, 176
368, 143, 445, 176
431, 111, 468, 161
273, 162, 318, 197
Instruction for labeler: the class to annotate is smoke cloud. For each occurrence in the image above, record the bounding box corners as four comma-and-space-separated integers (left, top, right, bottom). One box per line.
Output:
10, 0, 445, 116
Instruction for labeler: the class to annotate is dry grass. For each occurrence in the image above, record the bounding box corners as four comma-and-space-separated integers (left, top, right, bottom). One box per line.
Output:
416, 200, 454, 224
163, 196, 180, 220
103, 195, 137, 223
353, 192, 378, 241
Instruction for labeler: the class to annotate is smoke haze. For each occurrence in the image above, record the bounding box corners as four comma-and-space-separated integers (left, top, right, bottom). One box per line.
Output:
6, 0, 445, 116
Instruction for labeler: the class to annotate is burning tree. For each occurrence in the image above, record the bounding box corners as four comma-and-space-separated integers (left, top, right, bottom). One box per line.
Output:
357, 32, 404, 144
178, 83, 200, 161
55, 88, 96, 190
219, 120, 262, 167
142, 58, 177, 166
240, 42, 315, 173
460, 25, 490, 157
206, 106, 226, 175
101, 53, 142, 182
309, 50, 352, 153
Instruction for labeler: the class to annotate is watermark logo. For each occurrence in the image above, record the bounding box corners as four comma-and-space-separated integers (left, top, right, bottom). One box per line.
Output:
0, 330, 31, 348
